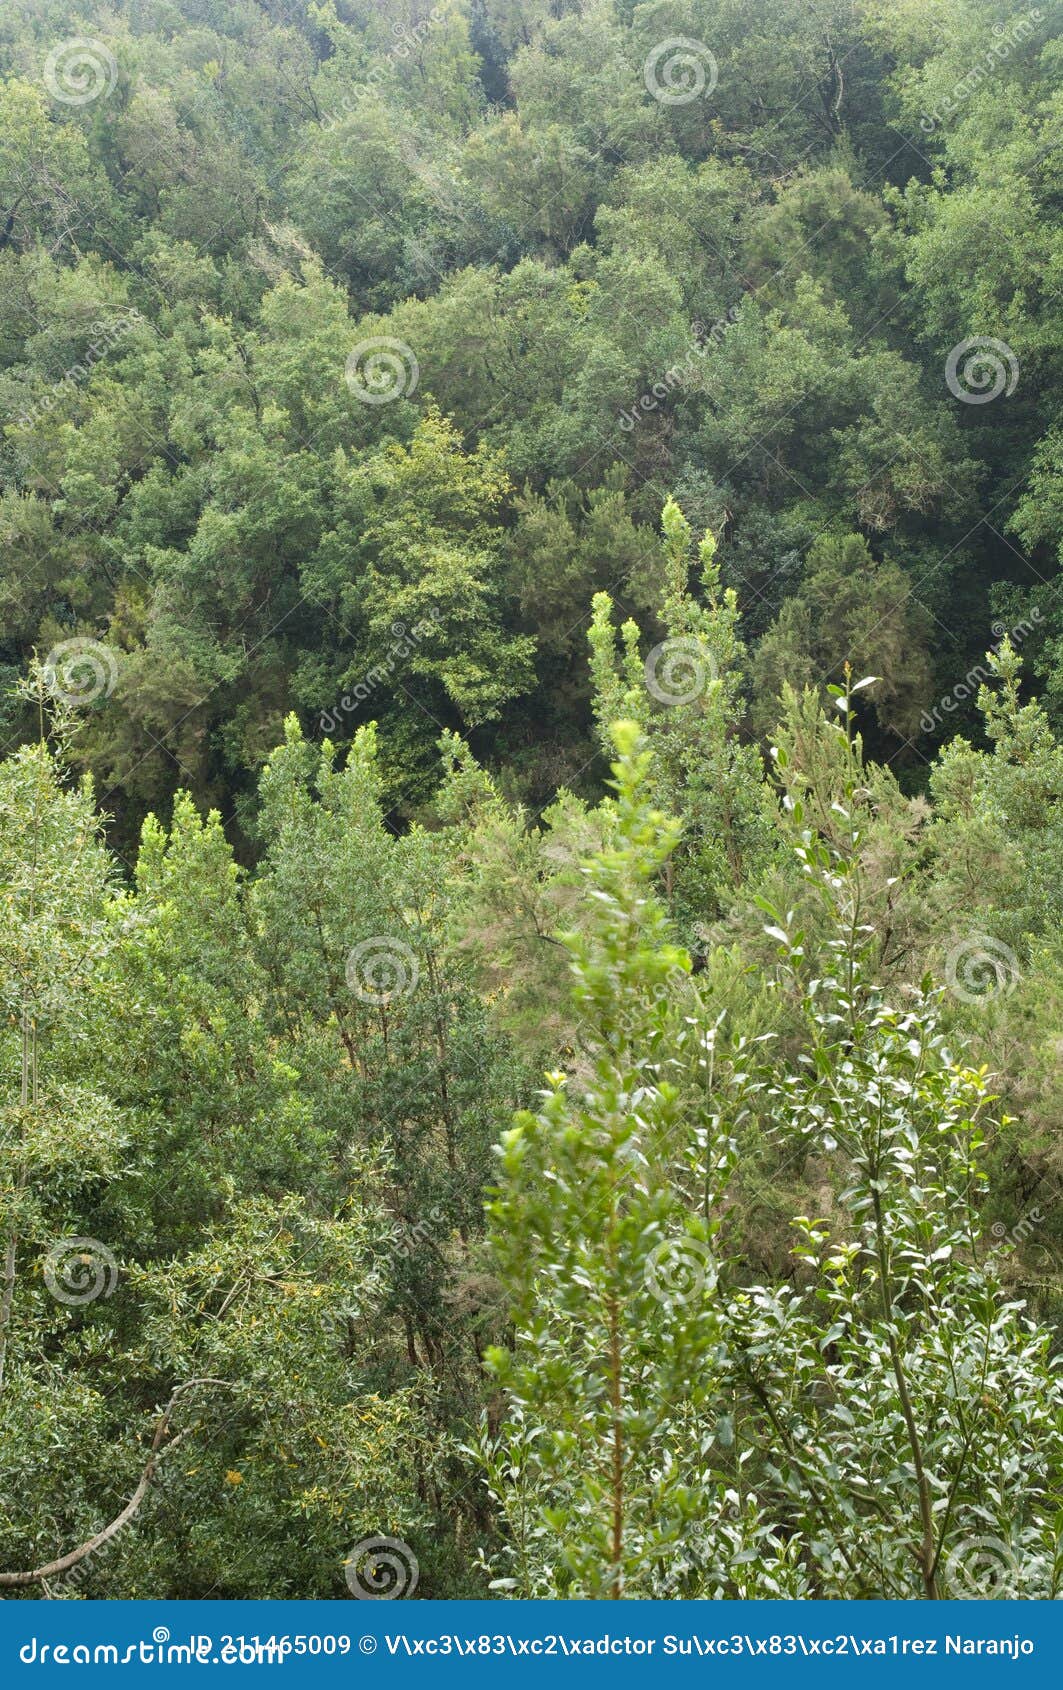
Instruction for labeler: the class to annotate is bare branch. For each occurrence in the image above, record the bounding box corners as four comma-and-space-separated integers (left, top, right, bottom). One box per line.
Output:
0, 1379, 235, 1588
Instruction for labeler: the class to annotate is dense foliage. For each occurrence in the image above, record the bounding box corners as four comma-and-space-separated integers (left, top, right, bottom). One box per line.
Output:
0, 0, 1061, 1599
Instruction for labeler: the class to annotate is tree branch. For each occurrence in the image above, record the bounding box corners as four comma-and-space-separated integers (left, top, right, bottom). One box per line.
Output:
0, 1379, 234, 1588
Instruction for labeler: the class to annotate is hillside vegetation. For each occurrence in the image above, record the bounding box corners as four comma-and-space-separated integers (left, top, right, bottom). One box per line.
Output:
1, 0, 1061, 1599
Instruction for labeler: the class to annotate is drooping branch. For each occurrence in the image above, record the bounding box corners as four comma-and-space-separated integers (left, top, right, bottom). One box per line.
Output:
0, 1379, 234, 1588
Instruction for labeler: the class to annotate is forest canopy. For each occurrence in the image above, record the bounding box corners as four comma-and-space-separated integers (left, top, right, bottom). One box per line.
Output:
1, 0, 1062, 1601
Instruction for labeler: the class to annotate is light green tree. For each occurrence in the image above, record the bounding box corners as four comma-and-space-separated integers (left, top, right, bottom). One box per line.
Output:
481, 722, 791, 1597
589, 498, 775, 932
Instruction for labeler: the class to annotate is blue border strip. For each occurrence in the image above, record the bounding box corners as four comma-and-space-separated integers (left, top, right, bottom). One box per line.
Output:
2, 1600, 1060, 1685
